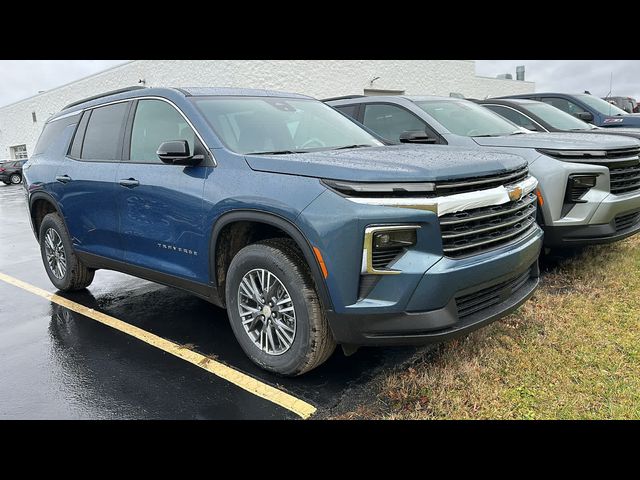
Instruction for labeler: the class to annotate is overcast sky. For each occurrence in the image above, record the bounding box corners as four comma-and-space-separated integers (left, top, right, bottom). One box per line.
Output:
1, 60, 639, 107
475, 60, 640, 99
0, 60, 128, 107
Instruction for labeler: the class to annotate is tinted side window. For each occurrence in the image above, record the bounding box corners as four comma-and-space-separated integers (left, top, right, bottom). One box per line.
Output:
362, 104, 427, 142
334, 104, 358, 120
541, 97, 588, 116
33, 115, 79, 156
81, 102, 129, 161
130, 100, 195, 163
485, 105, 540, 130
69, 111, 90, 158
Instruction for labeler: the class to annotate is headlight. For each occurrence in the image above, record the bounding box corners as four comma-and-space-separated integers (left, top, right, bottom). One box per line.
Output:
322, 179, 436, 197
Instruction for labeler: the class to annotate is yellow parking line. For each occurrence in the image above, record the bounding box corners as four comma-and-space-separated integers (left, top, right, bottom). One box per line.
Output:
0, 271, 316, 419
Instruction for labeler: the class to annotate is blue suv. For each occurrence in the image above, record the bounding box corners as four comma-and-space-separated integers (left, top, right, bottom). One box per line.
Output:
23, 86, 543, 375
499, 92, 640, 129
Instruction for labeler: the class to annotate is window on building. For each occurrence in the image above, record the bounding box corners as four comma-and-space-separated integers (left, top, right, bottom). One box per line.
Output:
10, 144, 28, 159
80, 102, 129, 161
484, 105, 542, 131
32, 111, 37, 123
130, 100, 196, 163
362, 103, 427, 142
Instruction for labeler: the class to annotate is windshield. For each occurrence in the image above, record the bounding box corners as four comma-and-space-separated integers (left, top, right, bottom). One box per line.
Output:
524, 102, 595, 130
191, 96, 383, 154
575, 94, 628, 116
415, 99, 522, 137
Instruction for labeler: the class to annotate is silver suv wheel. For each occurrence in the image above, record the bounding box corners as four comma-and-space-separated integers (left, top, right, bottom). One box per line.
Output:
237, 268, 296, 355
44, 228, 67, 279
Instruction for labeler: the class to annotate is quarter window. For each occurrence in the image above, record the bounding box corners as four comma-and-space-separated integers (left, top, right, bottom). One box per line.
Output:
362, 104, 427, 142
130, 100, 196, 163
81, 103, 129, 161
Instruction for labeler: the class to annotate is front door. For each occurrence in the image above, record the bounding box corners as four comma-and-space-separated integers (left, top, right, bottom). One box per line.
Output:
117, 99, 209, 283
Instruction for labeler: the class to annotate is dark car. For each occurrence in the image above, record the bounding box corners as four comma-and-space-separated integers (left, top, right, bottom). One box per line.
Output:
23, 86, 543, 376
603, 96, 636, 114
499, 92, 640, 128
476, 98, 640, 141
0, 159, 27, 185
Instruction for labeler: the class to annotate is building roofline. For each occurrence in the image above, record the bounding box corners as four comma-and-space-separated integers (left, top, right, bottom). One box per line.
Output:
0, 60, 135, 111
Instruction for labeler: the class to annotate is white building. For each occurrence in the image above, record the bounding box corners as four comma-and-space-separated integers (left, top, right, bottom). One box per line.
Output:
0, 60, 534, 158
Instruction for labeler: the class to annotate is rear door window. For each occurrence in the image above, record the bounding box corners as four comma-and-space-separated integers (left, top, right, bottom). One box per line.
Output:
80, 102, 130, 161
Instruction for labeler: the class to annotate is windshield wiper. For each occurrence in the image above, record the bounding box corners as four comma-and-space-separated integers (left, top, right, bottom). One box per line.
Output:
332, 144, 375, 150
471, 134, 497, 137
509, 131, 529, 135
246, 150, 303, 155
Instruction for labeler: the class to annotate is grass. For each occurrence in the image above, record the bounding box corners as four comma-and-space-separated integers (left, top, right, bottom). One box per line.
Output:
335, 235, 640, 419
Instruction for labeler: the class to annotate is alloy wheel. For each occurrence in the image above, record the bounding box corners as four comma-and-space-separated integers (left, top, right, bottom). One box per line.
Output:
237, 268, 296, 355
44, 228, 67, 279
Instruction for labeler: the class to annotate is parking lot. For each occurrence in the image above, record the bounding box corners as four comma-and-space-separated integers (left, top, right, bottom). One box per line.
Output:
0, 183, 420, 419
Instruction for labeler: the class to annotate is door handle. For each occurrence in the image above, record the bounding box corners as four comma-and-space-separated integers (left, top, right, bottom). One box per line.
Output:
55, 175, 72, 184
119, 178, 140, 188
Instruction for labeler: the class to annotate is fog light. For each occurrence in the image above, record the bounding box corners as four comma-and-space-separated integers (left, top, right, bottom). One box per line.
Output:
363, 226, 420, 274
568, 174, 597, 202
373, 229, 417, 249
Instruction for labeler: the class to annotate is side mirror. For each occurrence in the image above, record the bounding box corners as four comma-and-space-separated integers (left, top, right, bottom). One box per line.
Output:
156, 140, 203, 166
399, 130, 437, 144
574, 111, 594, 122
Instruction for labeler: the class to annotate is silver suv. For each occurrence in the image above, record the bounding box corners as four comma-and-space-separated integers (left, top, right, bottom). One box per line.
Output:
327, 95, 640, 247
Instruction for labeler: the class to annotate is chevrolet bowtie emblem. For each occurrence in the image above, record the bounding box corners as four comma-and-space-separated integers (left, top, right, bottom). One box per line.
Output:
508, 186, 523, 201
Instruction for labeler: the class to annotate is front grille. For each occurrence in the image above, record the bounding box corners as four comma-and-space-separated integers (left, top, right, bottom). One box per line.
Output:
456, 267, 532, 319
371, 246, 404, 270
609, 163, 640, 195
614, 211, 640, 232
439, 192, 538, 258
434, 166, 528, 196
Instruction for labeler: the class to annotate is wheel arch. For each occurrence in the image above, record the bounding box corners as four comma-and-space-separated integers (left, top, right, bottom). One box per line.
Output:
209, 210, 333, 311
29, 191, 64, 241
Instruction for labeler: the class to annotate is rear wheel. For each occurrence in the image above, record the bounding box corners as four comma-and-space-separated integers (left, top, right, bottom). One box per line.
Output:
39, 213, 95, 291
225, 238, 336, 376
10, 174, 21, 184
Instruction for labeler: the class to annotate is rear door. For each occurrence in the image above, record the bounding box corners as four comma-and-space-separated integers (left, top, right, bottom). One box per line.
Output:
116, 98, 209, 283
56, 101, 130, 260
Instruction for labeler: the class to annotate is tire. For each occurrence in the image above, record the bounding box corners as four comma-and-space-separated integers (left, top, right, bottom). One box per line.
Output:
10, 174, 21, 184
225, 238, 336, 376
39, 213, 95, 291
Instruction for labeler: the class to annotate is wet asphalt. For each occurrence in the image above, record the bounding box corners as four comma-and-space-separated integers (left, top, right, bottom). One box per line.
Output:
0, 183, 418, 419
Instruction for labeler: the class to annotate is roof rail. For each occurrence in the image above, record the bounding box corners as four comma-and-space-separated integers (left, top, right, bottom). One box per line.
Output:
62, 86, 147, 111
321, 95, 365, 102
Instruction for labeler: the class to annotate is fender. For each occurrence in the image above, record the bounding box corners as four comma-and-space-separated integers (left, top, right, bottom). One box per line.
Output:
209, 210, 333, 310
28, 190, 64, 240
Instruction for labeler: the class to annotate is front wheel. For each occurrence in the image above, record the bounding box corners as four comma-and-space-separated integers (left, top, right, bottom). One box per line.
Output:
10, 174, 21, 184
225, 238, 336, 376
39, 213, 95, 291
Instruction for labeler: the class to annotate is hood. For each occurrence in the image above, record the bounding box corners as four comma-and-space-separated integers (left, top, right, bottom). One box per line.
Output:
584, 127, 640, 140
472, 131, 640, 150
244, 144, 527, 182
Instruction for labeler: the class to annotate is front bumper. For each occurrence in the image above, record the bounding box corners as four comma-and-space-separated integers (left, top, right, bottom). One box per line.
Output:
543, 206, 640, 246
326, 227, 543, 346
